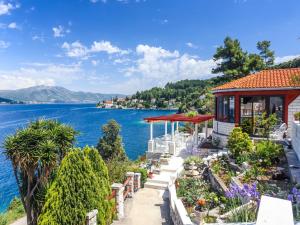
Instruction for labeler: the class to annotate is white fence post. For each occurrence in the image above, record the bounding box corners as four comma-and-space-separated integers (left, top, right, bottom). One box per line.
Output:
111, 183, 124, 219
134, 172, 141, 191
86, 209, 98, 225
126, 172, 135, 198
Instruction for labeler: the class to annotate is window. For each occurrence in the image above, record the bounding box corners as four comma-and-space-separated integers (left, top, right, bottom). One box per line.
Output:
216, 96, 235, 123
240, 96, 284, 136
270, 96, 283, 124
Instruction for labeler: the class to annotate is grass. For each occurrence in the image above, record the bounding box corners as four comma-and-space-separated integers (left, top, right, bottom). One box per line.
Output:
0, 198, 25, 225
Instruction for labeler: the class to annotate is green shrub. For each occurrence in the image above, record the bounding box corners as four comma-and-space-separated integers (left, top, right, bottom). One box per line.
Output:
186, 111, 198, 118
255, 113, 277, 138
106, 157, 132, 183
252, 141, 283, 167
38, 148, 113, 225
295, 112, 300, 121
184, 156, 203, 166
0, 215, 7, 225
128, 167, 148, 186
240, 118, 252, 135
226, 205, 257, 223
227, 127, 253, 163
176, 178, 210, 207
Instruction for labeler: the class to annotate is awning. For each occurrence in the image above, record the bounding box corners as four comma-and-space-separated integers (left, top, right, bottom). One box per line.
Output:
144, 114, 214, 124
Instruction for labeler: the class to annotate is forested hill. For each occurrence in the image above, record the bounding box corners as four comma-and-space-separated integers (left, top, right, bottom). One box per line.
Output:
0, 97, 23, 104
121, 76, 226, 113
272, 57, 300, 69
113, 37, 299, 113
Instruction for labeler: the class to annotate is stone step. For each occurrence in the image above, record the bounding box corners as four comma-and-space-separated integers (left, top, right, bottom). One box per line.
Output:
146, 177, 170, 185
144, 181, 168, 190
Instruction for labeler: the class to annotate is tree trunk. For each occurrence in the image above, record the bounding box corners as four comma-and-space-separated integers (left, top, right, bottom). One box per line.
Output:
26, 175, 33, 225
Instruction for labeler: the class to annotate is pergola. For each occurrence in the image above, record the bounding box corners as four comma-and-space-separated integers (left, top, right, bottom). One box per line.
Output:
144, 114, 214, 155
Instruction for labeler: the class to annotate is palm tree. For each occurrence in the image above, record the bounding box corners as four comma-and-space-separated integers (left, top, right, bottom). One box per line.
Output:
4, 119, 77, 225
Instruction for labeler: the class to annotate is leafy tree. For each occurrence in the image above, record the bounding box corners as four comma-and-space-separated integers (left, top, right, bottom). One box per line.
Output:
257, 40, 275, 67
213, 37, 274, 80
255, 112, 277, 138
38, 148, 113, 225
4, 119, 77, 225
272, 57, 300, 69
246, 53, 265, 73
292, 74, 300, 85
212, 37, 249, 80
97, 120, 127, 161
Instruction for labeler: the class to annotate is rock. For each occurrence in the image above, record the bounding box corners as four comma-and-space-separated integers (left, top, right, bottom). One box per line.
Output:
185, 170, 200, 177
242, 161, 250, 170
272, 171, 288, 180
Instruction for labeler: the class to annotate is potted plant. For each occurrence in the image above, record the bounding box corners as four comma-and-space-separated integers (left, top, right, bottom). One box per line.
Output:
194, 198, 207, 218
294, 112, 300, 122
148, 171, 154, 178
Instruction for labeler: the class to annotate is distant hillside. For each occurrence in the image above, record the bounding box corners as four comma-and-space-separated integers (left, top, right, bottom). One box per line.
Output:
272, 57, 300, 69
0, 86, 125, 103
119, 76, 225, 112
0, 97, 22, 104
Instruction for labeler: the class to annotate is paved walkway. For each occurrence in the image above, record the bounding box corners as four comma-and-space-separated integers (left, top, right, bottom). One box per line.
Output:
10, 216, 26, 225
112, 188, 172, 225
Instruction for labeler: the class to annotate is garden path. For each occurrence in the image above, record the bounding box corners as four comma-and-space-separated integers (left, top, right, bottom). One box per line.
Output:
112, 188, 172, 225
10, 216, 26, 225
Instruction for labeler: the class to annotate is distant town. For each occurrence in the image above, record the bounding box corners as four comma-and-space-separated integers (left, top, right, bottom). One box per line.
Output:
96, 97, 179, 110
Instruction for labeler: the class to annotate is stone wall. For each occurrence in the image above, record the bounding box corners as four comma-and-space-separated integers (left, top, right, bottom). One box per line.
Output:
288, 96, 300, 136
168, 184, 193, 225
291, 121, 300, 160
212, 120, 235, 147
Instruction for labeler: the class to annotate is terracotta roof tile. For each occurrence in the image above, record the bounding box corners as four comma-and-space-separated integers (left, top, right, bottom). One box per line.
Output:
212, 68, 300, 91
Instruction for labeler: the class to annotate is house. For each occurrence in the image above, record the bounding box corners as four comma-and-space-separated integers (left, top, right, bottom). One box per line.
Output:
212, 68, 300, 147
103, 100, 114, 108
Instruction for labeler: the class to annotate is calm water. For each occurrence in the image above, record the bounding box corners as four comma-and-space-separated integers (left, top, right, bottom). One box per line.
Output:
0, 104, 174, 212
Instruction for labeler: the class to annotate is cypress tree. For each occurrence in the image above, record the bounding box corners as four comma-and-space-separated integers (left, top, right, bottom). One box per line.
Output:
38, 148, 112, 225
83, 146, 114, 223
96, 119, 127, 161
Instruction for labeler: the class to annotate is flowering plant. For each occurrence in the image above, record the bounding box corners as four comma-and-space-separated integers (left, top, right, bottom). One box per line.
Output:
224, 183, 259, 222
197, 198, 206, 206
225, 183, 260, 202
287, 187, 300, 220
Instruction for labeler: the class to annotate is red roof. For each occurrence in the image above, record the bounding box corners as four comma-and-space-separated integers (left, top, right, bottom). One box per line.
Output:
212, 68, 300, 92
144, 114, 214, 123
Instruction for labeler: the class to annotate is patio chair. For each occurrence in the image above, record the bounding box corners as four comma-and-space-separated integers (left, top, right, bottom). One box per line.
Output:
270, 123, 287, 140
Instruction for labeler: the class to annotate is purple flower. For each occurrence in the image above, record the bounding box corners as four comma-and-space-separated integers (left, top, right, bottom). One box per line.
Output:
292, 187, 298, 196
288, 194, 293, 202
225, 191, 234, 198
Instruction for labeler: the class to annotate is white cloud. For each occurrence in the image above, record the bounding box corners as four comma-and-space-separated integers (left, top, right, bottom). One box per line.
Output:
0, 63, 82, 90
0, 22, 20, 29
62, 40, 128, 59
275, 54, 300, 64
120, 44, 216, 93
32, 34, 45, 42
161, 19, 168, 24
8, 22, 17, 29
90, 0, 144, 3
186, 42, 198, 49
91, 41, 129, 55
62, 41, 88, 58
91, 60, 99, 66
53, 25, 70, 38
0, 1, 14, 15
0, 40, 9, 48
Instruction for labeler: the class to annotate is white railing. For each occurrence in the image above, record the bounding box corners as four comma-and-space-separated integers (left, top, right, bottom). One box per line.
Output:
292, 121, 300, 160
152, 132, 192, 154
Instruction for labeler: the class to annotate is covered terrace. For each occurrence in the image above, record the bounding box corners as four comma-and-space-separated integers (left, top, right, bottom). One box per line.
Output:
144, 114, 214, 157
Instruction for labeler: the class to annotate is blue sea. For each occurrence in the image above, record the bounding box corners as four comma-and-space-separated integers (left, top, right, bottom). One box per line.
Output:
0, 104, 174, 212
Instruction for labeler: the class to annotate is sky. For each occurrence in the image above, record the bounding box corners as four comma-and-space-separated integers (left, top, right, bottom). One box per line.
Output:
0, 0, 299, 94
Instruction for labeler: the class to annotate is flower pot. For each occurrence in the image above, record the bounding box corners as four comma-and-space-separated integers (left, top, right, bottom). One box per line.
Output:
194, 206, 208, 219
